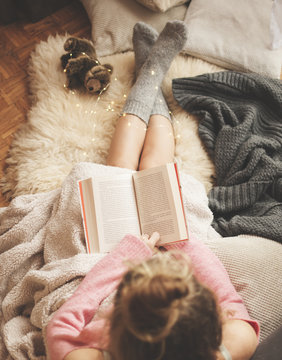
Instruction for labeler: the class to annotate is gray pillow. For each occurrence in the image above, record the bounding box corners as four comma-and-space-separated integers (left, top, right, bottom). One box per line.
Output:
80, 0, 187, 57
183, 0, 282, 78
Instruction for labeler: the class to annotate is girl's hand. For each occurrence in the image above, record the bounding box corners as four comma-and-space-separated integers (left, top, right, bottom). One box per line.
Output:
140, 232, 160, 251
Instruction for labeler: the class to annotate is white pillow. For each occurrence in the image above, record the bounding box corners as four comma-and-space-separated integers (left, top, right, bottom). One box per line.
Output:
270, 0, 282, 50
136, 0, 188, 13
182, 0, 282, 78
80, 0, 187, 57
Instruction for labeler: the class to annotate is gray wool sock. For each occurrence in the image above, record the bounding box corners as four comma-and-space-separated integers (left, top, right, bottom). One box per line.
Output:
122, 20, 188, 124
132, 22, 172, 122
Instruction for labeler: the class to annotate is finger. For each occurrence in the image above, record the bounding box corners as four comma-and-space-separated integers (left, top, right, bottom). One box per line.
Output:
140, 233, 149, 241
148, 232, 160, 245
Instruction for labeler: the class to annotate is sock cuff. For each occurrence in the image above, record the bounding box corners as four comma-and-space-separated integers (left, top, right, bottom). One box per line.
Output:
122, 99, 152, 125
151, 102, 172, 122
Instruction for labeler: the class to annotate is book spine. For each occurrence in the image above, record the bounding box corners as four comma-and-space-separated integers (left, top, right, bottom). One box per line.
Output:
174, 163, 189, 240
78, 181, 91, 253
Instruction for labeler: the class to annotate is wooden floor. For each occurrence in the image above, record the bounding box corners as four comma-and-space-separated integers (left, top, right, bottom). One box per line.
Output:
0, 0, 91, 207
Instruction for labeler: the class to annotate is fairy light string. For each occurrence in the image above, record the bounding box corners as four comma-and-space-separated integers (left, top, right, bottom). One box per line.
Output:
63, 66, 181, 160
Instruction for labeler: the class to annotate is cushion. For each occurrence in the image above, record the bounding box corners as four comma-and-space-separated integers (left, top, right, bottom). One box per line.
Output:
205, 234, 282, 342
136, 0, 188, 13
270, 0, 282, 50
182, 0, 282, 78
80, 0, 187, 56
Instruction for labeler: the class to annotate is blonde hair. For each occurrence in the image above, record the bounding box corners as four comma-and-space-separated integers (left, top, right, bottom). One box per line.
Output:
108, 251, 222, 360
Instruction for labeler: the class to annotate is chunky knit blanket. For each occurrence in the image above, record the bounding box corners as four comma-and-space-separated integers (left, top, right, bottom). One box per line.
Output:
172, 71, 282, 242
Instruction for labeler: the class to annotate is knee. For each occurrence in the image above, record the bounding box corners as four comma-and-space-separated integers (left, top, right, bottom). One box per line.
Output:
139, 154, 164, 171
107, 157, 138, 170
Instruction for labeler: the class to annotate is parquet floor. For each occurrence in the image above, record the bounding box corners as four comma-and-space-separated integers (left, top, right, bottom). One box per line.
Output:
0, 0, 91, 207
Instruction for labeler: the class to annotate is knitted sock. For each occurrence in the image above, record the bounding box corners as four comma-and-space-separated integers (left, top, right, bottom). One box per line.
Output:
122, 20, 187, 124
132, 22, 172, 122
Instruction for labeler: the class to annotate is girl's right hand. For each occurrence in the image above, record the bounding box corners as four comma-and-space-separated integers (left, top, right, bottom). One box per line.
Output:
140, 232, 160, 251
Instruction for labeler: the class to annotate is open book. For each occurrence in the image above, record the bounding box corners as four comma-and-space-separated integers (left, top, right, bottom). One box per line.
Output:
78, 163, 188, 253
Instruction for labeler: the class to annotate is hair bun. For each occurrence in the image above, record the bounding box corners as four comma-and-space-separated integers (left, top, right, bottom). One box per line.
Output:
109, 252, 222, 360
149, 275, 189, 307
120, 253, 193, 342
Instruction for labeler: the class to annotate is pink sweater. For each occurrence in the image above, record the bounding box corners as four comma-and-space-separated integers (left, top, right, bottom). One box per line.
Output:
46, 235, 259, 360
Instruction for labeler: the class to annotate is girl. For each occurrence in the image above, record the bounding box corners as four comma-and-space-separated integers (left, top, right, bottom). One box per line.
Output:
46, 22, 259, 360
46, 232, 259, 360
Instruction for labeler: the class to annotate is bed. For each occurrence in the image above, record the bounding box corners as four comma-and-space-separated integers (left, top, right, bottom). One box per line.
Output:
1, 0, 282, 359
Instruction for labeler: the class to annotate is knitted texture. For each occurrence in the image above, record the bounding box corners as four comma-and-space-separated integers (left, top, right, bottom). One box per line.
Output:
123, 20, 187, 124
132, 22, 171, 121
172, 71, 282, 242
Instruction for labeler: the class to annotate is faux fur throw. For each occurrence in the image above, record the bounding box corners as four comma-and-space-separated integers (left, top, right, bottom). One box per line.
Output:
172, 72, 282, 243
0, 34, 224, 201
0, 162, 217, 359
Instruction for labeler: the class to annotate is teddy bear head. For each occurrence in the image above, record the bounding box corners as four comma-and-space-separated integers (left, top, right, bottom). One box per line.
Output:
84, 63, 113, 94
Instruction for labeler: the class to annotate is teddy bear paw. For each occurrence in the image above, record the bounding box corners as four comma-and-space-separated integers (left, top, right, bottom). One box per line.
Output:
65, 59, 80, 75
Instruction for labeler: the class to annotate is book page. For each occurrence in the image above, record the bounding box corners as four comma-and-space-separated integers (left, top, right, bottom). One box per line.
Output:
92, 174, 141, 253
133, 163, 188, 245
79, 178, 100, 254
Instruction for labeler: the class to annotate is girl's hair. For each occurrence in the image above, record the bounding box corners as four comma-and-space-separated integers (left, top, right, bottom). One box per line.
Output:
108, 251, 222, 360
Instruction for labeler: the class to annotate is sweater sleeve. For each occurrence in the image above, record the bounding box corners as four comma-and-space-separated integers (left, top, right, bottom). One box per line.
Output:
45, 235, 153, 360
165, 237, 260, 338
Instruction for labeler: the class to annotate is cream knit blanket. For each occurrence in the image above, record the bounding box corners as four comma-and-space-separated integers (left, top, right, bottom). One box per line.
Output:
0, 162, 215, 359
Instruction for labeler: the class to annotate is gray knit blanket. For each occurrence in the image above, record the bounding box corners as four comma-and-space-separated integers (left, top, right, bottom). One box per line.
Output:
172, 72, 282, 242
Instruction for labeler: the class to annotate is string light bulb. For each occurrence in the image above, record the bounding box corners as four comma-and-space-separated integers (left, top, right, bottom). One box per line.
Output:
63, 73, 179, 148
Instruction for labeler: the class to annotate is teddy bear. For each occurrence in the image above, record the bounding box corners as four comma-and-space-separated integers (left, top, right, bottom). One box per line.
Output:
61, 37, 113, 94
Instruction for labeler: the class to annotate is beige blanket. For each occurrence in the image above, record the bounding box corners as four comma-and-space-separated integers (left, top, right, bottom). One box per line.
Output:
0, 162, 216, 359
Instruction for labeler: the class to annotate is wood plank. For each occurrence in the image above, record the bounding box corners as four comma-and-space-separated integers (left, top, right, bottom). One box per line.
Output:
0, 92, 9, 109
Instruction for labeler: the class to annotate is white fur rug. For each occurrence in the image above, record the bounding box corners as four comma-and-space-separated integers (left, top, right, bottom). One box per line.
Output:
1, 34, 225, 200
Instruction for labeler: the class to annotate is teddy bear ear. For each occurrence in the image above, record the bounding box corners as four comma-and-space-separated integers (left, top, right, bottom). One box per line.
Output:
64, 37, 78, 51
103, 63, 113, 73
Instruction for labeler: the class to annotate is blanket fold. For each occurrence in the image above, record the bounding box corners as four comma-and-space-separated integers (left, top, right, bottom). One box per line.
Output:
172, 71, 282, 242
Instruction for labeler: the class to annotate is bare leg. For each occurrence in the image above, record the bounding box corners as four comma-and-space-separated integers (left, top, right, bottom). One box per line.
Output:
106, 114, 147, 170
139, 115, 175, 170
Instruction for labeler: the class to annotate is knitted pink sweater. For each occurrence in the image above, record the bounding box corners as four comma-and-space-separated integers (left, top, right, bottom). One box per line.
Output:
46, 235, 259, 359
